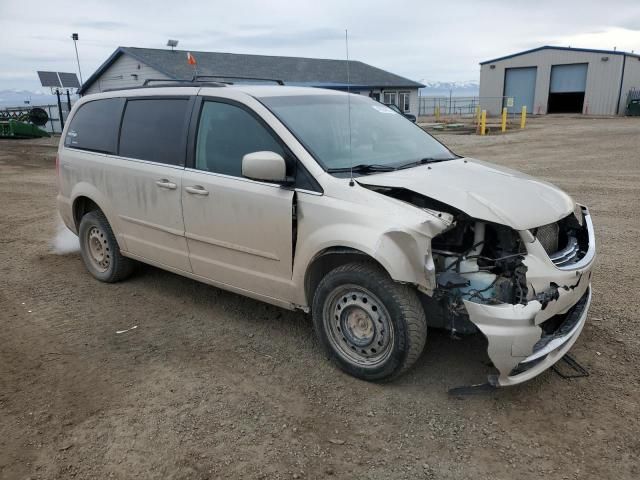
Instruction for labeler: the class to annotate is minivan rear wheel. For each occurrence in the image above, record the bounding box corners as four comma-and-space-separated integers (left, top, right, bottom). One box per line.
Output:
79, 210, 134, 283
312, 262, 427, 381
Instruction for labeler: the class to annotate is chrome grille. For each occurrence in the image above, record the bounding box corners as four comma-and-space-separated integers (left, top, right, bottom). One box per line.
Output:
549, 237, 580, 266
533, 209, 593, 269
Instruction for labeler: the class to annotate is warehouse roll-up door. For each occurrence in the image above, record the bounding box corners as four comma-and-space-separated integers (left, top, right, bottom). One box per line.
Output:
503, 67, 536, 114
548, 63, 588, 114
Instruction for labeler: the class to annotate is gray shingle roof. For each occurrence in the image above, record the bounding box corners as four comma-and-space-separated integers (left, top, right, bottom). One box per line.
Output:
79, 46, 424, 93
480, 45, 640, 65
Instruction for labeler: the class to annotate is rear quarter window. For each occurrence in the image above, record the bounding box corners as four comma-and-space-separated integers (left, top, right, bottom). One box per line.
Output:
64, 98, 123, 154
119, 98, 190, 165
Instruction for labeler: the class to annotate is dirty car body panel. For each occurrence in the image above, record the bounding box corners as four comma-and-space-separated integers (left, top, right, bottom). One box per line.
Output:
57, 84, 595, 386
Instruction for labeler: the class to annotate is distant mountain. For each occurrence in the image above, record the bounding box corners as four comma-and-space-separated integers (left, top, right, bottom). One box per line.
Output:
0, 89, 77, 108
0, 82, 480, 108
419, 80, 479, 97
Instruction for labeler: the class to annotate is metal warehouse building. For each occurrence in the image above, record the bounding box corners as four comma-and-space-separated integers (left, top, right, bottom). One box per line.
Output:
479, 46, 640, 116
78, 47, 424, 116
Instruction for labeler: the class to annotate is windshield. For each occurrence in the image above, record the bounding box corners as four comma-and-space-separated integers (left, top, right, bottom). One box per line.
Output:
259, 94, 456, 173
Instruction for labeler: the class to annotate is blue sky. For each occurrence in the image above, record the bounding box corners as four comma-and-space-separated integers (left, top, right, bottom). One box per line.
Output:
1, 0, 640, 91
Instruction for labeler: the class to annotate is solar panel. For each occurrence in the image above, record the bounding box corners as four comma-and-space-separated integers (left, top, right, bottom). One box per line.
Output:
58, 72, 80, 88
37, 71, 61, 88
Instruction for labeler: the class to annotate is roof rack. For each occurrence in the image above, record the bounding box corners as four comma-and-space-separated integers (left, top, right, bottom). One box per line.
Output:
142, 78, 226, 87
192, 74, 285, 85
103, 76, 283, 93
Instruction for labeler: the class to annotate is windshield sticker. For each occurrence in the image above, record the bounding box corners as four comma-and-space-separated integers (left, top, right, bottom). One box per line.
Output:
372, 105, 397, 114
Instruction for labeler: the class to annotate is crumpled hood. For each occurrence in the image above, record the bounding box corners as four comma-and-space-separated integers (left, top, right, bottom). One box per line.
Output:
357, 158, 574, 230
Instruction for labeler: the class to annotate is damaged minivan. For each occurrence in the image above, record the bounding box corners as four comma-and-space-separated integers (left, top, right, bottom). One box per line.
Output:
57, 83, 595, 387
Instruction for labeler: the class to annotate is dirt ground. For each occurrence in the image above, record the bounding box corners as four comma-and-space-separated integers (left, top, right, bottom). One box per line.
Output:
1, 116, 639, 480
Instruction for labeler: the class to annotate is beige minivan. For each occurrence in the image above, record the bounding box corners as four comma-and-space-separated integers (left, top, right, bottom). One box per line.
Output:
57, 82, 595, 387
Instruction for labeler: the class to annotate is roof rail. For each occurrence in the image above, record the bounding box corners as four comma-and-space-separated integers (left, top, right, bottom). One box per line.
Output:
103, 81, 226, 93
192, 74, 285, 85
142, 78, 226, 87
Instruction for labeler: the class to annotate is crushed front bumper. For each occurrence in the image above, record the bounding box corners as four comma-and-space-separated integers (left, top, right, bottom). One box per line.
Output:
463, 207, 595, 387
464, 285, 591, 386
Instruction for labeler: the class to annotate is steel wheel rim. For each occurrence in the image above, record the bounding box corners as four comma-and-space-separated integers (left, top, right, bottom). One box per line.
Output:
87, 226, 110, 272
323, 284, 394, 367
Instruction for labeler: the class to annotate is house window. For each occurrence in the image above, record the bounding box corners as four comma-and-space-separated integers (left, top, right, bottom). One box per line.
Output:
383, 91, 397, 106
399, 91, 410, 113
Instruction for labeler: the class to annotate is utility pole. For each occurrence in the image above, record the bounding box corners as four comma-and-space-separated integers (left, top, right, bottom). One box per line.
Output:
71, 33, 83, 85
55, 89, 65, 130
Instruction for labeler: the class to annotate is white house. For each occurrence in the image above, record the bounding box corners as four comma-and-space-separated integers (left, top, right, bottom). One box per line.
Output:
79, 47, 424, 116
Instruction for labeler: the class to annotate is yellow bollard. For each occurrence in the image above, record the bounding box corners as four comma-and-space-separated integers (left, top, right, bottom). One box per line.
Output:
475, 105, 481, 125
501, 107, 507, 133
520, 105, 527, 129
435, 105, 440, 122
480, 109, 487, 136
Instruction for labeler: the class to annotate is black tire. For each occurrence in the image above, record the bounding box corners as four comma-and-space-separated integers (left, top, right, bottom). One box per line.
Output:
78, 210, 134, 283
312, 262, 427, 381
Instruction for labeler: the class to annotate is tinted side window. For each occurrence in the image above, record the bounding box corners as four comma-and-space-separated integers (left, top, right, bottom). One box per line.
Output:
64, 98, 122, 154
119, 99, 190, 165
196, 101, 286, 177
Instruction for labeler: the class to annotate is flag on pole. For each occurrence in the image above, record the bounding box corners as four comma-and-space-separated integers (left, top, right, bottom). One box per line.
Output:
187, 52, 197, 65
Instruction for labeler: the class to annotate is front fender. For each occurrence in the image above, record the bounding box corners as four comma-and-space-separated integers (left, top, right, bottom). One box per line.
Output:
292, 189, 451, 306
374, 228, 431, 288
292, 223, 434, 306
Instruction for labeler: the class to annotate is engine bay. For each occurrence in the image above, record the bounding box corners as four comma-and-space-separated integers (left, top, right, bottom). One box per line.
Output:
429, 218, 529, 334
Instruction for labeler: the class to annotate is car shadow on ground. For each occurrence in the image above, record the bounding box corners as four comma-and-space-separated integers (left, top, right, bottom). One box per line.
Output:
125, 262, 497, 391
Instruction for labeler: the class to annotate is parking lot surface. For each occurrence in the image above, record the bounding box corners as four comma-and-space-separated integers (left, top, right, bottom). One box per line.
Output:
1, 116, 639, 479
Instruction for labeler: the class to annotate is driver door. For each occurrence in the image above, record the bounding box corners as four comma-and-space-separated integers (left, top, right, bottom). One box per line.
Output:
181, 98, 294, 300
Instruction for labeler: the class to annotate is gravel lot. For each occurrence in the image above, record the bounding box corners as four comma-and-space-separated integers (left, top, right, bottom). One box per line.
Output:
1, 116, 639, 479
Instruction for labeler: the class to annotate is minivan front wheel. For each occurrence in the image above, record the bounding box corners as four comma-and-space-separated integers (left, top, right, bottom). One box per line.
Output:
79, 210, 134, 283
312, 262, 427, 381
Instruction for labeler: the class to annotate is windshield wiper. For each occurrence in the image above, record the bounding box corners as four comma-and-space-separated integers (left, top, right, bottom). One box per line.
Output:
395, 156, 455, 170
326, 163, 397, 174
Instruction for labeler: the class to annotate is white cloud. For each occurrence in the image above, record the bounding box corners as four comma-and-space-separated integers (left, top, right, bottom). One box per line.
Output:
0, 0, 639, 90
553, 27, 640, 53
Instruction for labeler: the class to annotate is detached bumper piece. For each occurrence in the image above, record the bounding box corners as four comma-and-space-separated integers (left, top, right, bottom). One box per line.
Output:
551, 353, 589, 379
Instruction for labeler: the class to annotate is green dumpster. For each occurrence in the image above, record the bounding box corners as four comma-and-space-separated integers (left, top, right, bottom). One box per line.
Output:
627, 99, 640, 116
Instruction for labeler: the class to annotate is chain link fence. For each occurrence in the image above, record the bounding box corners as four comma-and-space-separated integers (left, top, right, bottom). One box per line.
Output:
418, 96, 516, 118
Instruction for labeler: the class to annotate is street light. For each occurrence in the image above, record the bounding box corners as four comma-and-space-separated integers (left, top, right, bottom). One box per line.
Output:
71, 33, 83, 86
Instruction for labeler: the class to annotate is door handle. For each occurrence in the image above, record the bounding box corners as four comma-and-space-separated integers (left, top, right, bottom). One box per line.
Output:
185, 185, 209, 196
156, 179, 177, 190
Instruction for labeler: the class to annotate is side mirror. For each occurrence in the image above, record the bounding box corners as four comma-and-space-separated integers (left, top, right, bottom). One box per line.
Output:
242, 151, 288, 183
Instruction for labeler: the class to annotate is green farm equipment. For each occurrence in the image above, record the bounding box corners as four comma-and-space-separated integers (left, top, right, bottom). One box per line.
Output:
0, 119, 50, 138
